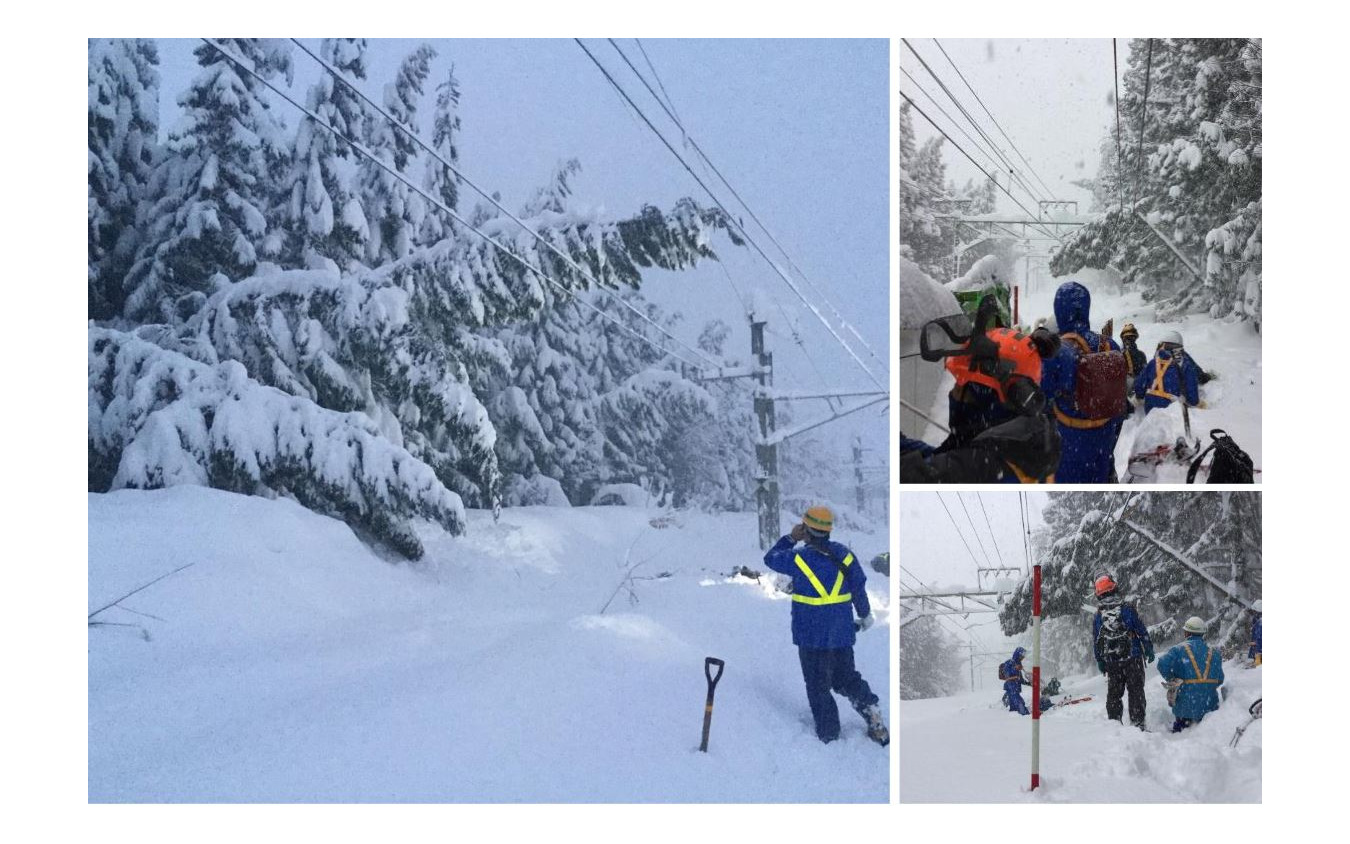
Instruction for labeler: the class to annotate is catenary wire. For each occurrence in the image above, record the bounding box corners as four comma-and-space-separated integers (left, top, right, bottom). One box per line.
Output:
287, 38, 721, 369
202, 38, 707, 372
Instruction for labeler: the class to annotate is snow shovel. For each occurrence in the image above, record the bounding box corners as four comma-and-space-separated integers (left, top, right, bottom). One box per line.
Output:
1230, 698, 1262, 748
698, 657, 725, 752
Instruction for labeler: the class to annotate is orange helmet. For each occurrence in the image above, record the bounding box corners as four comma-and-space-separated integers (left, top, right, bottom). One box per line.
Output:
803, 506, 834, 533
1094, 575, 1117, 597
945, 328, 1044, 403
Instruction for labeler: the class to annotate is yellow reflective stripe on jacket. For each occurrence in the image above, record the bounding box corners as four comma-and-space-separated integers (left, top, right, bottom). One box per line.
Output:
791, 553, 852, 606
1054, 404, 1112, 430
1181, 643, 1220, 684
1147, 356, 1177, 401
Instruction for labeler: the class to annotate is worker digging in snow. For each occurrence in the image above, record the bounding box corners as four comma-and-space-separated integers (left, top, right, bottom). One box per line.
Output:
1248, 600, 1262, 667
1157, 616, 1225, 733
1133, 330, 1203, 415
762, 506, 888, 746
1092, 575, 1155, 730
998, 647, 1032, 715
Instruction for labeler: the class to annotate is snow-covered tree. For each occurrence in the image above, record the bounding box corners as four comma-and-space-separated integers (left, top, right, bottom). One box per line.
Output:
999, 492, 1261, 665
125, 39, 293, 322
1053, 39, 1261, 324
899, 616, 964, 699
361, 43, 436, 265
90, 40, 748, 559
905, 137, 953, 280
89, 327, 463, 559
688, 319, 757, 510
281, 38, 372, 272
88, 38, 160, 320
419, 64, 464, 246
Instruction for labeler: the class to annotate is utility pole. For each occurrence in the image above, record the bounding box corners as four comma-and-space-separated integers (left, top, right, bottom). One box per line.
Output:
751, 314, 779, 550
852, 437, 866, 515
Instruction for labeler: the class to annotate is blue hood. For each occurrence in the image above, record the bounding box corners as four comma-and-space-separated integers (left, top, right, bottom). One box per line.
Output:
1012, 647, 1026, 662
1054, 282, 1092, 336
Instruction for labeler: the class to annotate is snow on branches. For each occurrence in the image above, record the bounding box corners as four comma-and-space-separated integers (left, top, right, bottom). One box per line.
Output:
998, 492, 1261, 662
1054, 39, 1261, 323
89, 326, 465, 559
89, 39, 751, 556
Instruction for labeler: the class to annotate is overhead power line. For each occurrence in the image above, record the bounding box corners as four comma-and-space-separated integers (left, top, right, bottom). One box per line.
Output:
957, 493, 995, 571
933, 39, 1057, 200
286, 38, 720, 370
937, 491, 985, 574
1133, 38, 1156, 208
634, 39, 685, 134
899, 65, 1020, 194
201, 38, 706, 372
605, 39, 847, 411
1113, 39, 1125, 209
898, 89, 1062, 242
606, 40, 888, 375
575, 38, 886, 391
902, 38, 1047, 208
976, 492, 1008, 570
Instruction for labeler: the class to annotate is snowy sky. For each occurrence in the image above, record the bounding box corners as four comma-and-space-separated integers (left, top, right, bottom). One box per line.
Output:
899, 491, 1048, 667
153, 38, 891, 457
901, 38, 1128, 217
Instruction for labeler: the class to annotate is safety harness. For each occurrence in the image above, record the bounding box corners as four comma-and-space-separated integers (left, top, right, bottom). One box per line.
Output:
1148, 354, 1178, 401
1182, 643, 1220, 685
791, 549, 855, 606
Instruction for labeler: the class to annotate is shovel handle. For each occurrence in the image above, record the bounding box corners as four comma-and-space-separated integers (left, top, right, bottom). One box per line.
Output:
699, 657, 725, 752
705, 656, 725, 690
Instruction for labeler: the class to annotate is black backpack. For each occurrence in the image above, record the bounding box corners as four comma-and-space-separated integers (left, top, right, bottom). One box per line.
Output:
1187, 428, 1255, 484
1097, 605, 1133, 662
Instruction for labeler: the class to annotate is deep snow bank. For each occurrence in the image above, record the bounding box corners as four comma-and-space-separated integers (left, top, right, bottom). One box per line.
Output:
899, 665, 1260, 802
1018, 277, 1261, 481
89, 487, 889, 802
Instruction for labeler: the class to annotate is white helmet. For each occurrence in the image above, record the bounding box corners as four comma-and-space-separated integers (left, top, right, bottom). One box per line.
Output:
1158, 330, 1183, 347
1251, 600, 1263, 613
1183, 616, 1208, 634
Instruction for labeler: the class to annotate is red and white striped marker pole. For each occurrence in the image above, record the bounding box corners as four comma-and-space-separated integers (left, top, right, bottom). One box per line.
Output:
1030, 562, 1042, 791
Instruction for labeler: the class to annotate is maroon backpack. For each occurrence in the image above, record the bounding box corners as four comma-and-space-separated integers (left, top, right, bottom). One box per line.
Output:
1063, 332, 1127, 420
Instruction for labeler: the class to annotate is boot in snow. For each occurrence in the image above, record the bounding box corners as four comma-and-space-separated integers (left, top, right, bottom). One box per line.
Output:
862, 705, 889, 746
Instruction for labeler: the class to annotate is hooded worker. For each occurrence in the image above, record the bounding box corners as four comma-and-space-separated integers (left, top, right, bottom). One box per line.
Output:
762, 506, 888, 745
1133, 330, 1202, 414
1157, 616, 1225, 732
1248, 600, 1262, 667
998, 646, 1031, 715
1091, 575, 1155, 729
1040, 281, 1128, 482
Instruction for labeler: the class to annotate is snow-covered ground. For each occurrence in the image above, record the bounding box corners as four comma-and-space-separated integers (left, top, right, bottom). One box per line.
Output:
899, 665, 1261, 802
88, 487, 889, 802
1018, 271, 1263, 482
